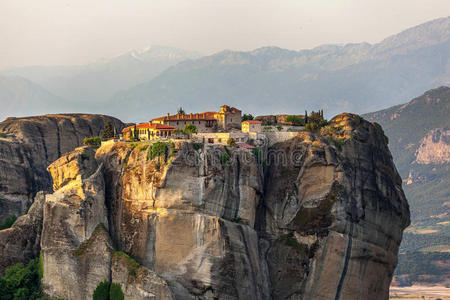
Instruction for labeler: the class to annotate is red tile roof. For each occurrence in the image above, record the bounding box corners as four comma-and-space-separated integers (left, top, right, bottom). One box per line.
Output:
236, 142, 256, 149
242, 120, 261, 124
151, 113, 216, 122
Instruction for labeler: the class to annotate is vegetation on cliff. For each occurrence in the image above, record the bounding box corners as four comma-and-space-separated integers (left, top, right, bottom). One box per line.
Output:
0, 259, 41, 299
0, 215, 16, 230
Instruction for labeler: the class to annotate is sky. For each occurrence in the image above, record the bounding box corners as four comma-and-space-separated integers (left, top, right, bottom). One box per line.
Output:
0, 0, 449, 70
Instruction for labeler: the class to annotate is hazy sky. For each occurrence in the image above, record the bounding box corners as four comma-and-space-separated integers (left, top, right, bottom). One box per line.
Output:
0, 0, 449, 70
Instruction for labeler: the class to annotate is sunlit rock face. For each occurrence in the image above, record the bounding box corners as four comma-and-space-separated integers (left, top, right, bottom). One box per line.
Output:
415, 128, 450, 164
0, 114, 124, 223
10, 113, 409, 299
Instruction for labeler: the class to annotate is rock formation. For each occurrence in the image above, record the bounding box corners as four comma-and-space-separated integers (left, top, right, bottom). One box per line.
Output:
415, 128, 450, 164
0, 114, 124, 222
0, 191, 45, 274
0, 113, 410, 299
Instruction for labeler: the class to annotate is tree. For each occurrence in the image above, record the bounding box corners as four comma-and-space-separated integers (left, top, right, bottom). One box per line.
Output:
0, 259, 41, 300
177, 107, 185, 115
101, 121, 115, 140
0, 215, 16, 230
285, 115, 304, 126
242, 114, 254, 121
93, 280, 110, 300
109, 283, 124, 300
83, 136, 102, 148
183, 124, 197, 138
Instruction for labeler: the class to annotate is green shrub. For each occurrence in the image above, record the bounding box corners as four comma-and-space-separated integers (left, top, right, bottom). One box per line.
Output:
139, 145, 149, 152
183, 124, 198, 137
147, 142, 168, 161
113, 251, 141, 277
0, 259, 41, 299
38, 253, 43, 281
220, 152, 230, 164
242, 113, 254, 121
252, 147, 263, 164
0, 215, 16, 230
100, 121, 115, 140
0, 132, 7, 138
276, 125, 283, 131
109, 283, 124, 300
192, 143, 200, 151
83, 136, 102, 148
129, 143, 139, 150
93, 280, 110, 300
285, 115, 304, 126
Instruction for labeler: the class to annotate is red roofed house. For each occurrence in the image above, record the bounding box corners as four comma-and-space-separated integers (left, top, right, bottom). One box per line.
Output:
151, 105, 242, 132
241, 120, 262, 133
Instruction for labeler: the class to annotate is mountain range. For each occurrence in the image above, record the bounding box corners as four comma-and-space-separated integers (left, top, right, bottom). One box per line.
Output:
364, 86, 449, 285
1, 17, 449, 123
0, 46, 201, 120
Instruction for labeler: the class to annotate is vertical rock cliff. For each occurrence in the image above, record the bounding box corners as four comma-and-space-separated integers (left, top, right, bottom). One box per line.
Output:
5, 113, 409, 299
0, 114, 124, 222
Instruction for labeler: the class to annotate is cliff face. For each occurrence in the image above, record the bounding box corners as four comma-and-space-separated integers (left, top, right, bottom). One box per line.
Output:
7, 113, 409, 299
0, 114, 124, 222
415, 128, 449, 164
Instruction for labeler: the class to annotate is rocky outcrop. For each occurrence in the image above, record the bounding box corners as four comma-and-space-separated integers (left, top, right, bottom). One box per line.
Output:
41, 147, 111, 299
415, 128, 450, 164
32, 113, 408, 299
262, 114, 410, 299
0, 137, 48, 221
0, 191, 45, 274
0, 114, 124, 223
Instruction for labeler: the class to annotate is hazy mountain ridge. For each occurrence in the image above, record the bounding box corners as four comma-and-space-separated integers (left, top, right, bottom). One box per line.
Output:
108, 17, 450, 122
364, 86, 449, 285
1, 46, 202, 103
0, 76, 64, 121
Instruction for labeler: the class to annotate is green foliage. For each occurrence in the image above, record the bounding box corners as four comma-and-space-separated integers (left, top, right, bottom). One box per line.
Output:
93, 280, 110, 300
100, 120, 115, 140
325, 136, 346, 151
241, 114, 254, 121
226, 138, 236, 146
139, 145, 149, 152
0, 259, 41, 299
109, 283, 124, 300
192, 143, 200, 151
305, 110, 327, 132
113, 251, 141, 277
93, 281, 124, 300
276, 125, 283, 131
0, 215, 17, 230
183, 124, 198, 136
129, 142, 139, 150
262, 126, 273, 132
285, 115, 304, 126
395, 251, 450, 281
220, 152, 230, 164
0, 132, 7, 138
251, 147, 263, 164
83, 136, 102, 148
147, 142, 168, 161
280, 232, 308, 254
